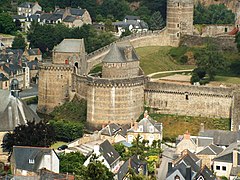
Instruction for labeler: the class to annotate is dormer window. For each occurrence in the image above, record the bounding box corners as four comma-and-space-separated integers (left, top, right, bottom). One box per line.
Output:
139, 125, 143, 132
29, 159, 34, 164
149, 126, 154, 132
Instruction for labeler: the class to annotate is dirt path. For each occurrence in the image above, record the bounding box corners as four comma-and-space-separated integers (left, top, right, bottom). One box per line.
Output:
147, 69, 193, 77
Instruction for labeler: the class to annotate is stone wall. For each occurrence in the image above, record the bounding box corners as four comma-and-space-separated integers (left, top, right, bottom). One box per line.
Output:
102, 61, 139, 79
231, 91, 240, 131
180, 35, 237, 51
0, 132, 8, 163
144, 81, 233, 118
194, 24, 235, 37
86, 28, 171, 73
37, 63, 73, 113
87, 75, 145, 127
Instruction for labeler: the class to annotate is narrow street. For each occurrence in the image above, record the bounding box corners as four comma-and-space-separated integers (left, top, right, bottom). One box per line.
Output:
157, 146, 175, 180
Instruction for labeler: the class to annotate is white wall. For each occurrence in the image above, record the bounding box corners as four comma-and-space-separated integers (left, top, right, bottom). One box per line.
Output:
213, 161, 232, 178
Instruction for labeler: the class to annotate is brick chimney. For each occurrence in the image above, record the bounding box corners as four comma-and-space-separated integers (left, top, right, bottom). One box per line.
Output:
124, 46, 133, 60
144, 110, 148, 118
200, 123, 204, 133
183, 130, 190, 140
134, 122, 138, 131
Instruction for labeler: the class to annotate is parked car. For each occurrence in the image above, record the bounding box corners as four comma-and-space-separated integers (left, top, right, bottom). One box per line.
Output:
57, 145, 68, 150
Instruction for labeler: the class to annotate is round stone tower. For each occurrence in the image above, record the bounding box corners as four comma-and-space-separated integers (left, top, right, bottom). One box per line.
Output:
87, 43, 145, 127
167, 0, 194, 45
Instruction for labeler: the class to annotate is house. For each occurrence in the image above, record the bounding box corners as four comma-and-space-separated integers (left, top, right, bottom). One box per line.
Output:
116, 155, 148, 180
17, 2, 42, 17
127, 111, 163, 146
100, 123, 129, 143
23, 48, 42, 62
213, 141, 240, 179
11, 146, 59, 176
113, 15, 148, 37
166, 149, 216, 180
0, 73, 9, 90
176, 131, 214, 154
84, 140, 120, 172
196, 143, 223, 169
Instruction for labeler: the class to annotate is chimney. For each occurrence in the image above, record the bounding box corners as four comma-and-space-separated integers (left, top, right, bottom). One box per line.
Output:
233, 149, 239, 167
186, 166, 191, 180
134, 122, 138, 131
200, 123, 204, 133
183, 130, 190, 140
124, 46, 133, 60
167, 162, 172, 173
102, 124, 105, 129
144, 110, 148, 118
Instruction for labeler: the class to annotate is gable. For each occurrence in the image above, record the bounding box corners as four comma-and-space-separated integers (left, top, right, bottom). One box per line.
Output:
166, 169, 185, 180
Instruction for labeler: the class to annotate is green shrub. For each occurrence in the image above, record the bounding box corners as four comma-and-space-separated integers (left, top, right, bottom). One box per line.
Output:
199, 79, 210, 85
179, 55, 188, 64
190, 73, 200, 84
169, 46, 188, 59
193, 68, 206, 79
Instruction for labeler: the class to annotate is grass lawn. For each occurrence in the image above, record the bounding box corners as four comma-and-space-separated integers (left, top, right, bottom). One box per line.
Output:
51, 141, 67, 149
136, 46, 195, 75
149, 113, 230, 142
213, 76, 240, 84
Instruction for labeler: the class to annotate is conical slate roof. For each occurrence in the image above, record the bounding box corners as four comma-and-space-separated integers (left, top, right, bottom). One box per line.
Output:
103, 43, 139, 63
0, 90, 40, 132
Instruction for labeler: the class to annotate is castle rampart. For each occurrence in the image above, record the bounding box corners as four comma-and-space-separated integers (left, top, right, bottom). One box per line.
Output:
145, 81, 233, 118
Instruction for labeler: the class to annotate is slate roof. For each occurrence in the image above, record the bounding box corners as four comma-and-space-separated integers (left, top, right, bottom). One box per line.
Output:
0, 73, 9, 81
40, 169, 74, 180
12, 15, 26, 20
12, 146, 55, 172
113, 19, 148, 30
100, 123, 121, 136
197, 144, 223, 155
70, 8, 86, 16
124, 15, 140, 21
53, 39, 84, 53
27, 48, 42, 56
199, 130, 240, 146
214, 141, 240, 163
99, 140, 120, 166
190, 136, 213, 147
0, 90, 40, 132
63, 15, 76, 22
103, 43, 139, 63
117, 159, 129, 180
167, 163, 196, 179
26, 59, 39, 70
18, 2, 35, 8
195, 165, 216, 180
128, 116, 162, 133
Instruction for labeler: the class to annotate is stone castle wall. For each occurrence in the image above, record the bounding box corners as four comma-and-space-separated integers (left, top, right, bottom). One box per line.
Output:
231, 91, 240, 131
37, 63, 73, 113
102, 61, 139, 79
145, 81, 233, 118
86, 75, 145, 127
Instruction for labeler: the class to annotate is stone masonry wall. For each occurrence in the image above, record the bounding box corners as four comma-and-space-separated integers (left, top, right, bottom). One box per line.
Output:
145, 81, 233, 118
231, 91, 240, 131
87, 76, 145, 127
37, 64, 73, 113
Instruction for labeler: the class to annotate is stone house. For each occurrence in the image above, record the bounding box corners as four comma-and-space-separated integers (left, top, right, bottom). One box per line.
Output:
17, 2, 42, 17
0, 73, 9, 90
23, 48, 42, 62
113, 15, 148, 37
196, 144, 223, 169
11, 146, 59, 176
176, 131, 214, 154
126, 111, 163, 146
213, 141, 240, 179
84, 140, 121, 172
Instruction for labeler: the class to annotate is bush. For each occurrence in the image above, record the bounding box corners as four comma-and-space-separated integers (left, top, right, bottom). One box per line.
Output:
179, 55, 188, 64
190, 73, 200, 84
193, 68, 206, 79
199, 79, 210, 85
169, 46, 188, 58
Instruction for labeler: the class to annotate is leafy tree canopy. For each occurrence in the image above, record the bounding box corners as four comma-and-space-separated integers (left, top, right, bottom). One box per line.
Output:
0, 12, 16, 34
149, 11, 165, 30
2, 120, 56, 153
12, 34, 27, 50
194, 3, 235, 24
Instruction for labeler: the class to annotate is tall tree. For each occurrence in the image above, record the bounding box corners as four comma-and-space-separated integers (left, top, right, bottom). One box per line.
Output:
194, 43, 227, 80
0, 12, 16, 34
149, 11, 165, 30
12, 34, 27, 50
2, 121, 56, 153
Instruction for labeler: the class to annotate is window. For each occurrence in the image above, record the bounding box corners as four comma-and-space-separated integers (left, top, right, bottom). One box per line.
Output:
177, 33, 180, 37
225, 28, 228, 33
149, 126, 154, 132
139, 125, 143, 132
29, 159, 35, 164
186, 94, 189, 100
177, 3, 180, 7
175, 175, 180, 180
216, 166, 220, 170
222, 166, 226, 171
177, 24, 180, 28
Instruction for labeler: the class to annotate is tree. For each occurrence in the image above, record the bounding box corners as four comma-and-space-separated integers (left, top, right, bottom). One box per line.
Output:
2, 121, 56, 153
105, 19, 114, 32
120, 28, 132, 38
49, 120, 84, 142
149, 11, 165, 30
190, 73, 200, 84
235, 32, 240, 52
0, 12, 16, 34
84, 154, 114, 180
59, 152, 86, 175
194, 43, 227, 80
12, 34, 27, 50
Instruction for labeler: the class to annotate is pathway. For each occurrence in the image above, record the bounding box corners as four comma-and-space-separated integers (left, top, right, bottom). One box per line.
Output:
147, 69, 193, 78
